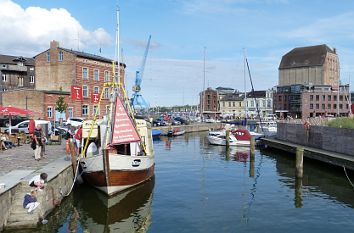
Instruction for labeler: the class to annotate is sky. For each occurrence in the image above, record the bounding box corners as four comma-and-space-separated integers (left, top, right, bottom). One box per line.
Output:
1, 0, 354, 106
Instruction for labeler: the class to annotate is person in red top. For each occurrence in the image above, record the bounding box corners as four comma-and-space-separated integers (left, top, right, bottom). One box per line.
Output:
74, 126, 82, 154
28, 118, 35, 134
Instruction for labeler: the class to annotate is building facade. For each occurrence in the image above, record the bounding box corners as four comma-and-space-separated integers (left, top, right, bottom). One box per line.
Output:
246, 90, 274, 117
275, 44, 348, 119
279, 44, 339, 87
0, 55, 35, 92
2, 40, 126, 121
199, 88, 219, 119
219, 93, 245, 118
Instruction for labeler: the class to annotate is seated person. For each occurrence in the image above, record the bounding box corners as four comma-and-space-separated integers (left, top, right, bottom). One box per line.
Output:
23, 190, 40, 214
28, 172, 48, 190
1, 133, 15, 149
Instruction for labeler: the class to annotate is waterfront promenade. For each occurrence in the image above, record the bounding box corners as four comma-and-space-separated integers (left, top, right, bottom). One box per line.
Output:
0, 142, 66, 177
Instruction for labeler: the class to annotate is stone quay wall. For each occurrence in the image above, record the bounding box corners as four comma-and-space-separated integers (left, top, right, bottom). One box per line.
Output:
0, 163, 73, 231
155, 122, 222, 135
276, 122, 354, 156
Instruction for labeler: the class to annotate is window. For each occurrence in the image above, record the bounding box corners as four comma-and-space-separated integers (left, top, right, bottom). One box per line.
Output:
334, 95, 337, 101
94, 69, 99, 81
68, 107, 73, 118
18, 77, 23, 87
316, 104, 319, 109
82, 85, 88, 97
310, 104, 313, 109
1, 74, 6, 82
310, 95, 313, 101
278, 96, 281, 101
47, 107, 53, 118
82, 67, 88, 80
29, 67, 34, 71
93, 105, 99, 115
322, 104, 325, 109
222, 102, 225, 107
104, 87, 109, 99
82, 105, 89, 116
346, 104, 349, 109
339, 104, 343, 109
328, 104, 331, 109
93, 86, 99, 94
328, 95, 331, 101
340, 95, 343, 101
233, 102, 235, 107
105, 105, 110, 114
47, 51, 51, 62
322, 95, 325, 101
58, 51, 64, 61
104, 70, 109, 82
316, 95, 319, 101
334, 104, 337, 109
30, 76, 35, 84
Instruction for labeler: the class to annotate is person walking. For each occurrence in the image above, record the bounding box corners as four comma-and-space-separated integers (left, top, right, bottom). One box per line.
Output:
74, 125, 82, 154
33, 125, 42, 161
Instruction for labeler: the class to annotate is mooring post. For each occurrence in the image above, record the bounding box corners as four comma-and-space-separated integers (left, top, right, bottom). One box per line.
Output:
226, 130, 230, 148
295, 177, 303, 208
250, 137, 255, 155
68, 139, 77, 175
296, 147, 304, 178
249, 152, 255, 178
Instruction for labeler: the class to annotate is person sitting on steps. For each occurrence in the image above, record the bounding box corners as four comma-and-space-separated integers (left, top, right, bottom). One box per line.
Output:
23, 190, 40, 214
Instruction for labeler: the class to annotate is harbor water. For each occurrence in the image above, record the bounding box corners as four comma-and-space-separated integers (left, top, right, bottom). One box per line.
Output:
14, 132, 354, 233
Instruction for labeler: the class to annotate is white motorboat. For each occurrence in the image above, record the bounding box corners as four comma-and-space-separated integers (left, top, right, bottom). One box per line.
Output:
208, 129, 251, 146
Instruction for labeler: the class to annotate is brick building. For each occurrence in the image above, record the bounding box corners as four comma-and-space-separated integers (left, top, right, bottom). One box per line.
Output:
2, 40, 126, 121
200, 88, 219, 119
0, 54, 35, 92
274, 44, 349, 119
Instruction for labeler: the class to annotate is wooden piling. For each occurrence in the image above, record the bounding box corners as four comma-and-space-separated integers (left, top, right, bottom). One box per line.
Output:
68, 139, 77, 175
295, 177, 303, 208
249, 152, 255, 178
296, 147, 304, 178
250, 137, 255, 155
226, 130, 230, 148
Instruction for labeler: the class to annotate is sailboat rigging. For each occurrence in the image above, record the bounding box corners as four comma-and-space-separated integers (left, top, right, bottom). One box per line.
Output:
79, 7, 155, 196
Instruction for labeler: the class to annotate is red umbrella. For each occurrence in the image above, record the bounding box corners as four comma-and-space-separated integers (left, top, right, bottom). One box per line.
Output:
0, 106, 36, 134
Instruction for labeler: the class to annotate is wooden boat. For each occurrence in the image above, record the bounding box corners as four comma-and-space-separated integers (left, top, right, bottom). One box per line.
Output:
207, 129, 250, 146
79, 95, 155, 196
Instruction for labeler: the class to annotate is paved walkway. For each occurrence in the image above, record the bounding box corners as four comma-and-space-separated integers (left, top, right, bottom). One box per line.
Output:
0, 140, 67, 177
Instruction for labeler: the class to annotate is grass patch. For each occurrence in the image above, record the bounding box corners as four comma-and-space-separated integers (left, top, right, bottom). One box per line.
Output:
326, 117, 354, 129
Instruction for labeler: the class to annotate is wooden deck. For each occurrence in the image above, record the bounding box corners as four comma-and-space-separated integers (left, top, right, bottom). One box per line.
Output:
261, 137, 354, 171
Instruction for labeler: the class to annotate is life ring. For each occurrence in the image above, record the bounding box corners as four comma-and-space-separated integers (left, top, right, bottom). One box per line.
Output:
304, 121, 311, 130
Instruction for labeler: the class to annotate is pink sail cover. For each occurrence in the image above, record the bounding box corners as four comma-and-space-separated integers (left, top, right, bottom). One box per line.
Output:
111, 96, 140, 145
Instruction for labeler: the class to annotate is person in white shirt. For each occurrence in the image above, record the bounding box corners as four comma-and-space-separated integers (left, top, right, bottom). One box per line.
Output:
28, 173, 48, 190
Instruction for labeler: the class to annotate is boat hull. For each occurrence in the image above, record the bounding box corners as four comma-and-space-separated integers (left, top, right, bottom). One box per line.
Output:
81, 153, 155, 196
207, 135, 250, 146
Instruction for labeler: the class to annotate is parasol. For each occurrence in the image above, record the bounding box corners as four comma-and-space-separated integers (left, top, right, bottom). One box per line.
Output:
0, 106, 36, 134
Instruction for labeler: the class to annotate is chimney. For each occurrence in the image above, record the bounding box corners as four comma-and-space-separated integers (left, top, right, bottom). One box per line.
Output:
333, 47, 337, 54
50, 40, 59, 49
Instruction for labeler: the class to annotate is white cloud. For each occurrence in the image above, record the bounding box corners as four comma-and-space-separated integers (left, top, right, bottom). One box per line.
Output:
0, 0, 112, 56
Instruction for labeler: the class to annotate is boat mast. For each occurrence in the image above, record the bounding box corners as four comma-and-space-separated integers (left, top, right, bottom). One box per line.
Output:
202, 46, 206, 121
243, 48, 247, 119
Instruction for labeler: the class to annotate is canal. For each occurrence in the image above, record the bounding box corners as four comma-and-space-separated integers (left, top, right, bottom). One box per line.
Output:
16, 132, 354, 233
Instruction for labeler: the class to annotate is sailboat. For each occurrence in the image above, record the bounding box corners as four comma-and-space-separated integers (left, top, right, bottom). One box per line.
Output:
79, 8, 154, 196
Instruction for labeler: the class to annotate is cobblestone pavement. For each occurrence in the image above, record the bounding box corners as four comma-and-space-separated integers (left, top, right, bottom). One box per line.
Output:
0, 140, 67, 176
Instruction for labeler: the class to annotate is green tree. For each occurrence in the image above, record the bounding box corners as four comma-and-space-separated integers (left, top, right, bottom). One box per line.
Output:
55, 89, 68, 124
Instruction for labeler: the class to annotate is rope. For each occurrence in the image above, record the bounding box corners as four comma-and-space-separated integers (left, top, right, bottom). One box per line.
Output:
63, 156, 81, 197
343, 165, 354, 189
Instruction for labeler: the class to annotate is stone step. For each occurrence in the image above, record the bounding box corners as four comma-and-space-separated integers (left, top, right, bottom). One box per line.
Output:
5, 220, 38, 230
7, 212, 39, 223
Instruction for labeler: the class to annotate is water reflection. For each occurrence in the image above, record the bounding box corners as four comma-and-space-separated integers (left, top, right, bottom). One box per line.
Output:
73, 177, 155, 233
261, 148, 354, 208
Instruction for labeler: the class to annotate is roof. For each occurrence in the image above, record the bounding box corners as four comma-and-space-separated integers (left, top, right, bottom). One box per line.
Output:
247, 91, 266, 98
279, 44, 335, 69
216, 87, 235, 91
220, 93, 244, 101
0, 54, 34, 66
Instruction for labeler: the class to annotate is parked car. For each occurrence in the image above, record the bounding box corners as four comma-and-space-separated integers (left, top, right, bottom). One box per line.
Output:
174, 117, 188, 125
0, 117, 29, 127
5, 120, 52, 135
153, 118, 168, 127
64, 117, 84, 127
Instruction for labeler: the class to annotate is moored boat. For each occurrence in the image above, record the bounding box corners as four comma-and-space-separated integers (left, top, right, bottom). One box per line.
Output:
207, 129, 251, 146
